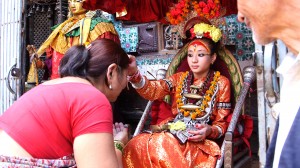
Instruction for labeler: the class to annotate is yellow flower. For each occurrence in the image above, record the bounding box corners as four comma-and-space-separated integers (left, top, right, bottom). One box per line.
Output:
169, 121, 186, 131
194, 23, 209, 36
210, 27, 222, 42
193, 23, 222, 42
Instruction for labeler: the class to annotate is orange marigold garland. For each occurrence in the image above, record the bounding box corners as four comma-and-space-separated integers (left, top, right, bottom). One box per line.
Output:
176, 71, 220, 120
166, 0, 221, 25
166, 0, 189, 25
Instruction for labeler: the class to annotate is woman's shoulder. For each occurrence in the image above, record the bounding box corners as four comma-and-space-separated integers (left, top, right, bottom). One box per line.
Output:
42, 77, 91, 85
40, 78, 104, 98
32, 83, 93, 96
40, 82, 110, 111
51, 82, 102, 96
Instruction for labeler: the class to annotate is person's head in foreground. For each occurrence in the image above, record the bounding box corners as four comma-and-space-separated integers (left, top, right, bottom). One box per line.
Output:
60, 38, 130, 102
237, 0, 300, 54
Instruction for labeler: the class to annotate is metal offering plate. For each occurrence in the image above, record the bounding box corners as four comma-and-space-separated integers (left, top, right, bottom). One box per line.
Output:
183, 93, 202, 99
174, 127, 199, 144
180, 104, 200, 110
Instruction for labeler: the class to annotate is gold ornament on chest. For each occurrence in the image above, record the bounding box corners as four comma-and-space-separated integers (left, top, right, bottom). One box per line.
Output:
176, 70, 220, 120
166, 70, 220, 144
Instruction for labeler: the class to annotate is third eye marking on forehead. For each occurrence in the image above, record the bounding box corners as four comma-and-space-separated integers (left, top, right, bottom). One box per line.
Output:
188, 49, 207, 53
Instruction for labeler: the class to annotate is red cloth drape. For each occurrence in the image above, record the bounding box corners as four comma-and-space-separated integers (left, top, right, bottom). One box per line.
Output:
221, 0, 237, 16
118, 0, 177, 23
82, 0, 237, 23
83, 0, 177, 23
83, 0, 127, 14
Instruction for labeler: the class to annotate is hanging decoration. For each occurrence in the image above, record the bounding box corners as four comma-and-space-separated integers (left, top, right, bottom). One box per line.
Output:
27, 0, 57, 18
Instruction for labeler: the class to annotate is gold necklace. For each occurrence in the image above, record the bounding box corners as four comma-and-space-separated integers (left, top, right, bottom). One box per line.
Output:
176, 71, 220, 120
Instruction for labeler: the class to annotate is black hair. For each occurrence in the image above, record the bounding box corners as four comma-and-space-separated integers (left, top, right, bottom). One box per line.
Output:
59, 45, 90, 78
59, 39, 130, 86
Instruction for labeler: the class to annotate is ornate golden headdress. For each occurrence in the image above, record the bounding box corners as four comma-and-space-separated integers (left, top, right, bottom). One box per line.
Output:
166, 0, 225, 40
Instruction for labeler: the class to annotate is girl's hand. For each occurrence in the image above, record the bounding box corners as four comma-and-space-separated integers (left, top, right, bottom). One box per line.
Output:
188, 124, 212, 142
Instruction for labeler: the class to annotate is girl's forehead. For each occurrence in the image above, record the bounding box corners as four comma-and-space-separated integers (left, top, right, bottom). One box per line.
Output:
188, 44, 209, 52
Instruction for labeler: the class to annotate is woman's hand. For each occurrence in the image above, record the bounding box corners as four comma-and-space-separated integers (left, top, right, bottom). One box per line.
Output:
113, 122, 129, 145
127, 55, 138, 76
188, 124, 212, 142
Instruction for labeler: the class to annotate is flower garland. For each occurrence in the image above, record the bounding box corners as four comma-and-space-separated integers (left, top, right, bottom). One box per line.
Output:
176, 71, 220, 120
190, 23, 222, 42
166, 0, 221, 25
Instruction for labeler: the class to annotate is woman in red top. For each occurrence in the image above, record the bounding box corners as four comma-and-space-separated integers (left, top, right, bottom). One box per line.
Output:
0, 39, 129, 167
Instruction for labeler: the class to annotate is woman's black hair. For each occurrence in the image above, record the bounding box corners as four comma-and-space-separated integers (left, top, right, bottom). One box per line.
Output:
59, 39, 130, 85
59, 45, 90, 78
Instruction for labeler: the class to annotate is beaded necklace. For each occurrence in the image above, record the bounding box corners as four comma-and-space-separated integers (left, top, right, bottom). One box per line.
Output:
176, 70, 220, 120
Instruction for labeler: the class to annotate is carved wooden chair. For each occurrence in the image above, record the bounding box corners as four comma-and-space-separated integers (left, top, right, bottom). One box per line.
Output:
165, 43, 253, 168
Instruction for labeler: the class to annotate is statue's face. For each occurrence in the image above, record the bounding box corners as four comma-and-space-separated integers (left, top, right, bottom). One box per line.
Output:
68, 0, 87, 15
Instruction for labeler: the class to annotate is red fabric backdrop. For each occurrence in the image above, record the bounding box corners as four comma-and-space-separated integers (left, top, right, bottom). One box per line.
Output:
221, 0, 238, 16
82, 0, 127, 14
83, 0, 237, 23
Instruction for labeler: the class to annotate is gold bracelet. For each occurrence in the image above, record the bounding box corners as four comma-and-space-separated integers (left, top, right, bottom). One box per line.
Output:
114, 140, 125, 153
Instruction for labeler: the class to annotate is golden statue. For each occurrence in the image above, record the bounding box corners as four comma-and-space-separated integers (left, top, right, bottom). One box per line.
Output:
36, 0, 120, 79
